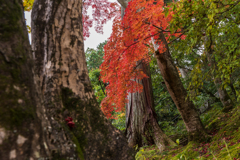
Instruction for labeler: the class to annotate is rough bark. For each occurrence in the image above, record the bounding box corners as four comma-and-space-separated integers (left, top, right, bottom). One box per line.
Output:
153, 32, 207, 141
204, 36, 234, 111
118, 0, 175, 151
0, 0, 47, 159
30, 0, 135, 159
125, 61, 175, 152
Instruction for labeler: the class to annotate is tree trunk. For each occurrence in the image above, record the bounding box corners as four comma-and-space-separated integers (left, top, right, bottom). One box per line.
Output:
0, 0, 47, 159
125, 61, 175, 152
31, 0, 135, 159
204, 35, 234, 111
153, 32, 207, 141
117, 0, 175, 151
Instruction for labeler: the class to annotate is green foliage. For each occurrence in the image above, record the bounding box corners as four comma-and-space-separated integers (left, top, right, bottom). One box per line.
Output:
111, 112, 126, 131
135, 146, 165, 160
86, 41, 107, 105
168, 0, 240, 104
86, 41, 106, 71
89, 68, 106, 104
175, 141, 199, 160
163, 120, 188, 138
135, 104, 240, 160
176, 139, 180, 145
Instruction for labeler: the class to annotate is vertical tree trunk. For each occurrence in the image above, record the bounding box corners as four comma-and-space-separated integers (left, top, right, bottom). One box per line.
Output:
204, 35, 234, 111
154, 32, 208, 141
117, 0, 175, 151
33, 0, 135, 159
125, 61, 175, 151
0, 0, 47, 159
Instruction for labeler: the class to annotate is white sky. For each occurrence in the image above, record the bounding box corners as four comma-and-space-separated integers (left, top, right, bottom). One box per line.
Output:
24, 8, 113, 51
84, 18, 113, 50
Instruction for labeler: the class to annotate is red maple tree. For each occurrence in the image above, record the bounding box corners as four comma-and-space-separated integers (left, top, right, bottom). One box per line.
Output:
100, 0, 184, 118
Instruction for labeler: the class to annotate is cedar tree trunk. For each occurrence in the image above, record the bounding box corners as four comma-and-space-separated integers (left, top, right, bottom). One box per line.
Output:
204, 35, 234, 111
153, 32, 207, 141
118, 0, 175, 151
125, 61, 175, 152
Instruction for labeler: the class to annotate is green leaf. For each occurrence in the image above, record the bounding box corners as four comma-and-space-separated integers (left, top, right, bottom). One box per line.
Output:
176, 139, 180, 145
165, 8, 169, 17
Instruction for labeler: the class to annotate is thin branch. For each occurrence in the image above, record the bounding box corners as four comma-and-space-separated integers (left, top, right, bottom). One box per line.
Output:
116, 32, 159, 62
143, 20, 182, 33
216, 0, 240, 15
167, 32, 185, 44
151, 24, 182, 33
98, 79, 106, 95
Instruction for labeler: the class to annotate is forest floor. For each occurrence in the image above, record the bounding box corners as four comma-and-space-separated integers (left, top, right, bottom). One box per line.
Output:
135, 105, 240, 160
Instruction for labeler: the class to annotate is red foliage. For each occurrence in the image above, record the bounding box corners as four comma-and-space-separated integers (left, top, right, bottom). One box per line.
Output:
100, 0, 184, 118
65, 117, 75, 128
82, 0, 120, 39
65, 117, 73, 122
67, 121, 75, 128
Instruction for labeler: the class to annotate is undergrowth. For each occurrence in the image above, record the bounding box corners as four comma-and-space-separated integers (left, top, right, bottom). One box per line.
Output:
135, 105, 240, 160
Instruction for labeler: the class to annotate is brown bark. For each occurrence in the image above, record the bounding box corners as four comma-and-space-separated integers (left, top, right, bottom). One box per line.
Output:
0, 0, 47, 159
30, 0, 135, 159
153, 32, 207, 141
125, 61, 175, 152
118, 0, 175, 151
204, 36, 234, 111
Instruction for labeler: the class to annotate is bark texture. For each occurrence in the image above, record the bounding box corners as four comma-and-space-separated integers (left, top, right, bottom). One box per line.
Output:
0, 0, 47, 159
125, 61, 175, 151
154, 32, 207, 141
118, 0, 175, 151
31, 0, 135, 159
204, 36, 234, 111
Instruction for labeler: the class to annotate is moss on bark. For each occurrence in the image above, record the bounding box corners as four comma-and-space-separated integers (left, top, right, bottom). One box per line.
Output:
0, 0, 23, 40
61, 87, 109, 158
0, 36, 34, 130
60, 87, 135, 159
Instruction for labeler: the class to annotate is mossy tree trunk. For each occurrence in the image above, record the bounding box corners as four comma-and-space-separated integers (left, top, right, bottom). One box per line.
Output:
125, 61, 175, 152
31, 0, 135, 159
153, 32, 208, 141
204, 35, 234, 111
0, 0, 48, 159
